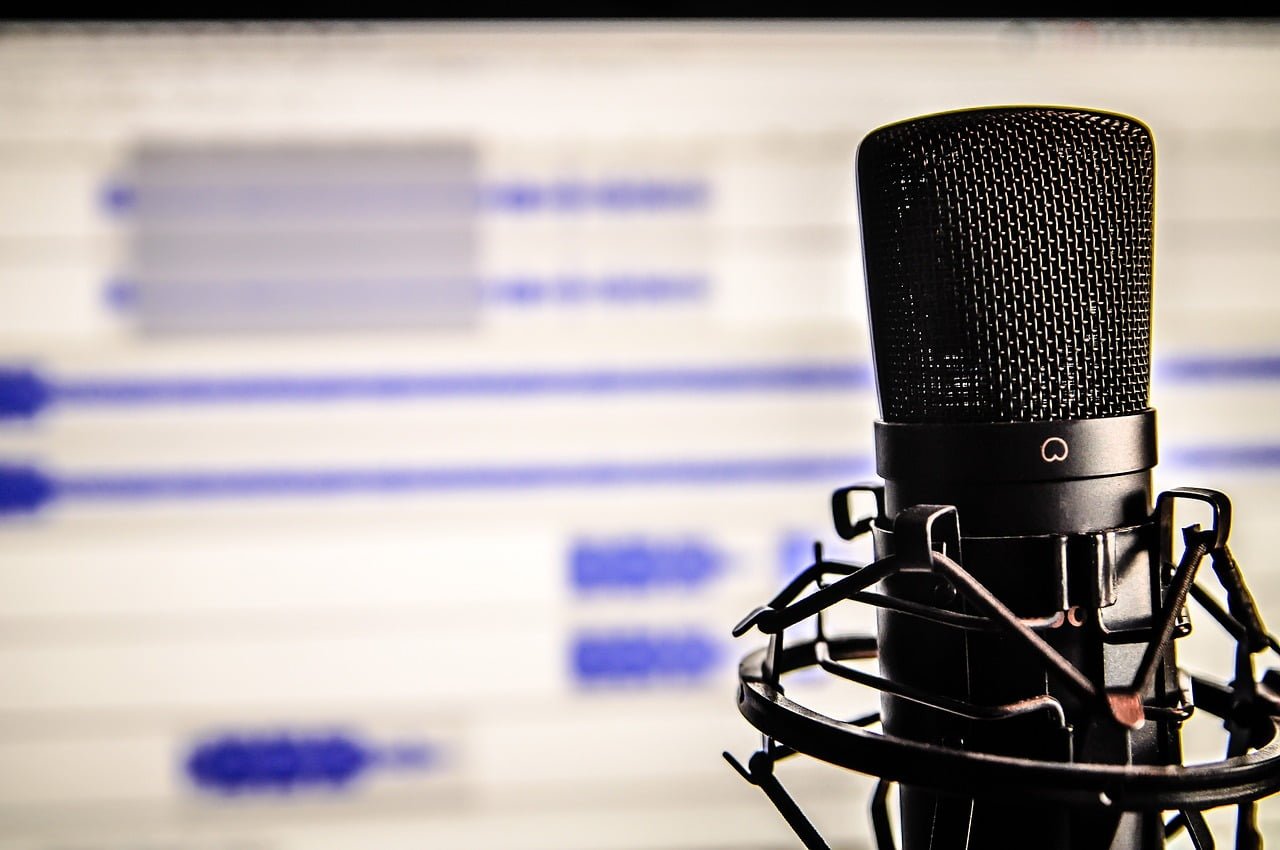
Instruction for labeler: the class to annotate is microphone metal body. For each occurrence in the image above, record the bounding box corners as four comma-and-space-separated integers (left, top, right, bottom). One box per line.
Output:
859, 107, 1167, 849
725, 106, 1280, 850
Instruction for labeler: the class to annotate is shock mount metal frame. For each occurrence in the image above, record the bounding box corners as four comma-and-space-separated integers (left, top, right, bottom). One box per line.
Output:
725, 485, 1280, 850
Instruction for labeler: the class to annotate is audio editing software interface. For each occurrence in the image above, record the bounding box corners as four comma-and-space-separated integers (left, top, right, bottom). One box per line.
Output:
0, 22, 1277, 850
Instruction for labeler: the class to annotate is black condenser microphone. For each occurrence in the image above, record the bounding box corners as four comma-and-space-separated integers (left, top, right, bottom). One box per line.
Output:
863, 106, 1163, 850
725, 107, 1280, 850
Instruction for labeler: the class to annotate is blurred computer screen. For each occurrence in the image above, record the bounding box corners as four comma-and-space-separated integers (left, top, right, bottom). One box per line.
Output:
0, 19, 1277, 849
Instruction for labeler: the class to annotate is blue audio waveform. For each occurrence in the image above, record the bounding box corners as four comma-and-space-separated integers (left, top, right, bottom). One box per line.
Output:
101, 179, 710, 216
185, 732, 437, 795
1155, 355, 1280, 383
101, 183, 135, 212
1165, 445, 1280, 469
0, 363, 870, 420
482, 180, 709, 212
103, 274, 709, 315
483, 274, 707, 307
2, 442, 1278, 519
0, 465, 53, 515
4, 356, 1277, 422
0, 369, 48, 419
570, 537, 726, 592
571, 629, 723, 684
0, 456, 872, 516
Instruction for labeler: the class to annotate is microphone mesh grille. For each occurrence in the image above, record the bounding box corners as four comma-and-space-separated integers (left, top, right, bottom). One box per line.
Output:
857, 107, 1153, 423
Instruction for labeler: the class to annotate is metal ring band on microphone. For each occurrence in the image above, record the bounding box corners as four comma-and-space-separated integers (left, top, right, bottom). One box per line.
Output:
874, 410, 1157, 484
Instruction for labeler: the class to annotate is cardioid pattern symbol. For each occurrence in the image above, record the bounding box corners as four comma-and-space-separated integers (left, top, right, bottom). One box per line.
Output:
1041, 436, 1069, 463
725, 485, 1280, 850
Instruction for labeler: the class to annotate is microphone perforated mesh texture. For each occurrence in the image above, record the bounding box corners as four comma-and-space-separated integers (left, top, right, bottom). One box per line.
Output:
857, 107, 1153, 424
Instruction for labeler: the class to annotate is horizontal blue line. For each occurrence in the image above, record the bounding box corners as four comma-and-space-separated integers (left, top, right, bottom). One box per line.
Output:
483, 180, 708, 212
40, 356, 1280, 406
4, 443, 1278, 517
102, 180, 710, 216
484, 275, 707, 305
1155, 355, 1280, 383
55, 457, 872, 502
6, 355, 1280, 421
50, 365, 871, 407
104, 275, 710, 312
1164, 444, 1280, 469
